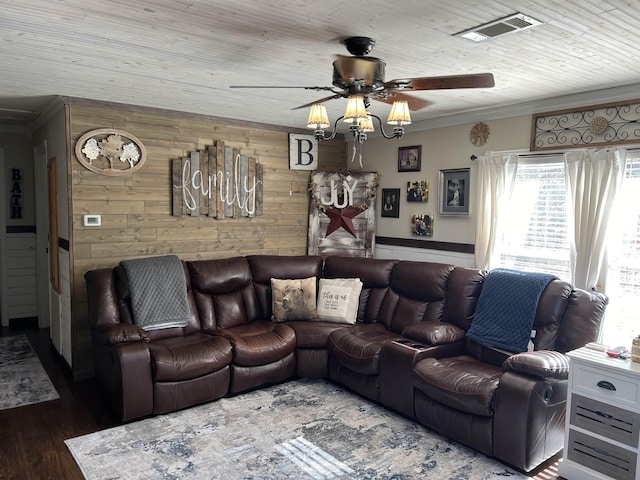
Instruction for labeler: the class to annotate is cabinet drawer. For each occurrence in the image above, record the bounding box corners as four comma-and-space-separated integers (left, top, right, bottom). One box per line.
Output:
571, 394, 640, 447
573, 363, 639, 409
567, 430, 637, 480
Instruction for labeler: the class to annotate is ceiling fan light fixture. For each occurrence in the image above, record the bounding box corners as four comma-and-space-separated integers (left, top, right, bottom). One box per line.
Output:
358, 113, 375, 133
342, 95, 368, 124
307, 103, 330, 129
386, 101, 412, 126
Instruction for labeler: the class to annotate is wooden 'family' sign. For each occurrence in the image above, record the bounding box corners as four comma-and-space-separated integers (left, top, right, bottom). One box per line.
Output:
172, 141, 263, 218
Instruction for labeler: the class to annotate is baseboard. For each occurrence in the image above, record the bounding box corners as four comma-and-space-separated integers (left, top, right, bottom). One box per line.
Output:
9, 316, 38, 330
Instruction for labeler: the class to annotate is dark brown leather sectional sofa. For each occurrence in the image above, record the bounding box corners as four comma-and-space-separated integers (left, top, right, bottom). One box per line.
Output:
84, 254, 607, 472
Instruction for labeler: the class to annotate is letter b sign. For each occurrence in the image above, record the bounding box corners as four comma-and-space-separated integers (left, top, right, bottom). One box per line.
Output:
288, 134, 318, 170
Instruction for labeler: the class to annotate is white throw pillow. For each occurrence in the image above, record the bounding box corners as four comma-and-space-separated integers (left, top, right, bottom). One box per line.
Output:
317, 278, 363, 324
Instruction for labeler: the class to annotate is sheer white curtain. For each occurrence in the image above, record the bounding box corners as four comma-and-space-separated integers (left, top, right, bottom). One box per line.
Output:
474, 152, 518, 270
564, 147, 626, 290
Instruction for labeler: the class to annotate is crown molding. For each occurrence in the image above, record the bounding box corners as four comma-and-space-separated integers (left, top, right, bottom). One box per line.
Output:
28, 96, 65, 133
401, 82, 640, 132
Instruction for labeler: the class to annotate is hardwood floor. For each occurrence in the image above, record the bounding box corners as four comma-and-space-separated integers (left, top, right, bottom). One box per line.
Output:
0, 328, 119, 480
0, 327, 564, 480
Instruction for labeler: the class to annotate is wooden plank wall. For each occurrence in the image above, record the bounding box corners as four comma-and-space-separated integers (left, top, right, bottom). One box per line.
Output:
68, 102, 346, 377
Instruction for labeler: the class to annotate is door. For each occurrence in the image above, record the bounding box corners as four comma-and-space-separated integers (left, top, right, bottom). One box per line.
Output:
0, 148, 7, 327
34, 142, 50, 328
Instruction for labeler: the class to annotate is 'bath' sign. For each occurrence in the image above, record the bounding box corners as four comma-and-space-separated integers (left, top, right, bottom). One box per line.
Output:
172, 141, 263, 218
10, 168, 23, 219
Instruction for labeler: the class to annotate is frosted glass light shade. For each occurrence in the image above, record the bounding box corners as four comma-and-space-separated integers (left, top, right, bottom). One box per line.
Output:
343, 95, 368, 124
386, 101, 412, 126
307, 104, 330, 129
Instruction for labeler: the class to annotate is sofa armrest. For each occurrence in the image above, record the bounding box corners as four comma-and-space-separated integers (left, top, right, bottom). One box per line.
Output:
92, 324, 149, 346
502, 350, 569, 381
402, 321, 466, 346
92, 341, 153, 421
493, 370, 568, 471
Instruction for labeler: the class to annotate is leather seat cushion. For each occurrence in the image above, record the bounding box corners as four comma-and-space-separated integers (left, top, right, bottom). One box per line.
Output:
328, 323, 399, 375
149, 333, 232, 382
413, 355, 504, 417
286, 321, 350, 348
219, 320, 296, 367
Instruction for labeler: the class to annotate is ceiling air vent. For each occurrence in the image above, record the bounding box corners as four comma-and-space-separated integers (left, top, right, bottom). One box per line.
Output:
455, 13, 542, 42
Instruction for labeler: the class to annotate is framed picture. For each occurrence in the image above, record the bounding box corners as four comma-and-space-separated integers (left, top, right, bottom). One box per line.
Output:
439, 168, 470, 216
406, 180, 429, 202
398, 145, 421, 172
411, 214, 433, 237
381, 188, 400, 218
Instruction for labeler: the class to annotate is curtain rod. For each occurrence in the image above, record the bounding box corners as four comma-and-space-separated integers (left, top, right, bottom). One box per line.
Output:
470, 145, 640, 161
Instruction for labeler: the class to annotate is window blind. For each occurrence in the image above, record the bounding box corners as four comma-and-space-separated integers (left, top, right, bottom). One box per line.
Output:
498, 159, 571, 280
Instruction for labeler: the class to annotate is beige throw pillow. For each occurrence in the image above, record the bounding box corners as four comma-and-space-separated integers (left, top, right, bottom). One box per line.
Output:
317, 278, 363, 324
271, 276, 318, 322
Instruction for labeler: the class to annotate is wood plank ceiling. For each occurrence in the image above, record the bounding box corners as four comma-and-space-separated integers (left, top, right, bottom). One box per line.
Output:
1, 0, 639, 129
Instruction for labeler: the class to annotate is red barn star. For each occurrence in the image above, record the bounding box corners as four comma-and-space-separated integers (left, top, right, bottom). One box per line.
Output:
324, 206, 363, 238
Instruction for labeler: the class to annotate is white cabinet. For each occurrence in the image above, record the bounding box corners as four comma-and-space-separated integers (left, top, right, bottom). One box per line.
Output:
559, 347, 640, 480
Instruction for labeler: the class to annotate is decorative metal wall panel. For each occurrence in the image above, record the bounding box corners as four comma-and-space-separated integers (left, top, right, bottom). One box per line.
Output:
531, 99, 640, 151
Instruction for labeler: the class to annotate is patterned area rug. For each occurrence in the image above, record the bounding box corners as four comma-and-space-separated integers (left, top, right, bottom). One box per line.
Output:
0, 335, 60, 410
66, 378, 527, 480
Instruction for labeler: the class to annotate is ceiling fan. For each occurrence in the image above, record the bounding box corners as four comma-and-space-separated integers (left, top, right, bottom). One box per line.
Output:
230, 36, 495, 112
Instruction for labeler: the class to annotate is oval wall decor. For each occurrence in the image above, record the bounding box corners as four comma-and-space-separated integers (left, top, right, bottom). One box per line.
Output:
75, 128, 147, 176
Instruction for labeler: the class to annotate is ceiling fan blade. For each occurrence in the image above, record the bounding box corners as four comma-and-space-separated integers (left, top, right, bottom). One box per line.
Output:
292, 94, 345, 110
386, 73, 495, 91
373, 92, 433, 111
333, 55, 384, 84
229, 85, 336, 92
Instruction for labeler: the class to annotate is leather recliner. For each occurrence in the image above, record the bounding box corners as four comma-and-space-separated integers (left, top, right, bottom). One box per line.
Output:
411, 281, 607, 472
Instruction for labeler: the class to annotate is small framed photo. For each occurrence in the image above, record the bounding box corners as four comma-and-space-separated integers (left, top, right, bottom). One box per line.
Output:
381, 188, 400, 218
411, 214, 433, 237
398, 145, 421, 172
439, 168, 470, 216
406, 180, 429, 202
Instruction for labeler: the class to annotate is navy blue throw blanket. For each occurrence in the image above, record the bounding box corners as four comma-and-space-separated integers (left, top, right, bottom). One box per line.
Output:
466, 268, 557, 353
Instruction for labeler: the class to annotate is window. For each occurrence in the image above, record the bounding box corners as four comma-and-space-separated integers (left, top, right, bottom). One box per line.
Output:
497, 157, 571, 281
494, 150, 640, 348
602, 152, 640, 346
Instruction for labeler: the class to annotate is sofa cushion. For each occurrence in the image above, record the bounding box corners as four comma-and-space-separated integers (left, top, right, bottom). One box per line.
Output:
149, 333, 232, 382
413, 355, 504, 417
317, 278, 363, 324
271, 277, 318, 322
218, 320, 296, 367
286, 321, 350, 349
328, 323, 398, 375
247, 255, 324, 319
323, 256, 397, 323
188, 257, 262, 330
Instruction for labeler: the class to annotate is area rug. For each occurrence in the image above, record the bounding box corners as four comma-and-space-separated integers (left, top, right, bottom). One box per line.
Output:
0, 335, 60, 410
66, 378, 527, 480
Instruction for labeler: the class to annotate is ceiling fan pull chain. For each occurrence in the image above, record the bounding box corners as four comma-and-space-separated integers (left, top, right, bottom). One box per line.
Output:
349, 143, 364, 168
